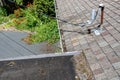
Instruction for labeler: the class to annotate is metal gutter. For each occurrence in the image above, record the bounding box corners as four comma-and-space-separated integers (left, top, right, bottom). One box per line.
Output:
54, 0, 64, 52
0, 51, 80, 61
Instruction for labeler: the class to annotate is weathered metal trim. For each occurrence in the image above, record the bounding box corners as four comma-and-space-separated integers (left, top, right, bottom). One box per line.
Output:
0, 51, 81, 61
54, 0, 64, 52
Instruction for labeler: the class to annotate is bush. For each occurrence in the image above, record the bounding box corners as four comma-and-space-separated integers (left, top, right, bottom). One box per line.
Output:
0, 7, 7, 16
32, 19, 59, 44
35, 0, 55, 17
15, 0, 22, 4
0, 0, 59, 44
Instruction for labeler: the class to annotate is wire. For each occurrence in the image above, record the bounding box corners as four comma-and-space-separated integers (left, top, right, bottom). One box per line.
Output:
51, 7, 100, 28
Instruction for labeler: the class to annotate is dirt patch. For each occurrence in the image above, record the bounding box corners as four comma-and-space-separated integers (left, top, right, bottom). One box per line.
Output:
73, 51, 93, 80
0, 26, 5, 30
21, 33, 33, 45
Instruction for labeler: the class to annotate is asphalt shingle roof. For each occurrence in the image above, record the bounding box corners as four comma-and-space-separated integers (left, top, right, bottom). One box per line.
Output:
56, 0, 120, 79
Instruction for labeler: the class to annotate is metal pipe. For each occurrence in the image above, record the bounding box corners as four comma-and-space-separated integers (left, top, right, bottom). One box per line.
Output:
99, 4, 105, 25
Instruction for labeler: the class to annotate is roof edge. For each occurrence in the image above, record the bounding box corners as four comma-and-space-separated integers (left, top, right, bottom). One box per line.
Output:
0, 51, 81, 61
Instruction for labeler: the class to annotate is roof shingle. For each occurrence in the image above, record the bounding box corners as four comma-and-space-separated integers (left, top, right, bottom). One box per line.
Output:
56, 0, 120, 79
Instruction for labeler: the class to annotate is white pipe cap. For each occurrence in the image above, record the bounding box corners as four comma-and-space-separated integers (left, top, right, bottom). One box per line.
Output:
99, 3, 104, 7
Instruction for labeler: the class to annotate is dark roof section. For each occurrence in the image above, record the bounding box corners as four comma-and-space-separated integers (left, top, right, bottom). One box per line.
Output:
56, 0, 120, 79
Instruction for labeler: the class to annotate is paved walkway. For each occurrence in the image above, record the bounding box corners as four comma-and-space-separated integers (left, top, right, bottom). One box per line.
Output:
56, 0, 120, 80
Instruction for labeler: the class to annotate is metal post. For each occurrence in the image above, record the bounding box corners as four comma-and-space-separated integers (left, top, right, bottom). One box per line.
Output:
94, 4, 105, 35
99, 4, 105, 25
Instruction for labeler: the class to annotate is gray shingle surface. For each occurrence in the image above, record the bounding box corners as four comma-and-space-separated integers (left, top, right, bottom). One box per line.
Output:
56, 0, 120, 79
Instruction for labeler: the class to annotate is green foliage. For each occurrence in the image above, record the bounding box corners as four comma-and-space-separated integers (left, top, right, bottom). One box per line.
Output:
32, 20, 59, 44
35, 0, 55, 17
23, 7, 39, 28
0, 7, 7, 16
0, 0, 59, 44
14, 0, 22, 4
0, 7, 15, 24
11, 6, 40, 30
0, 7, 7, 24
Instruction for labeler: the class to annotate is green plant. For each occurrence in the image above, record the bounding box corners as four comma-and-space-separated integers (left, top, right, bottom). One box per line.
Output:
0, 7, 7, 24
14, 0, 23, 4
35, 0, 55, 18
0, 0, 59, 44
0, 7, 7, 16
32, 19, 59, 44
23, 7, 39, 28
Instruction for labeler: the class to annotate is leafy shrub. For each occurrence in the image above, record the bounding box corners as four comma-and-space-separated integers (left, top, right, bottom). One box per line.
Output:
0, 7, 7, 16
0, 7, 15, 24
15, 0, 23, 4
32, 19, 59, 44
35, 0, 55, 17
0, 0, 59, 44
